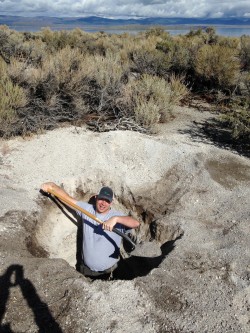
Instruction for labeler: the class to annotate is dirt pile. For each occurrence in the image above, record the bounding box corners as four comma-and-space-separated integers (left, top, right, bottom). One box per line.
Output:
0, 106, 249, 333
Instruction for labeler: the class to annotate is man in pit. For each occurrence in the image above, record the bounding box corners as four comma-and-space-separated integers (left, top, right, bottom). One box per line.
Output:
41, 182, 140, 279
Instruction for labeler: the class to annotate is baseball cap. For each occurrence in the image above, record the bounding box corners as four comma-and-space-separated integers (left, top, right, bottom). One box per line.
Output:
97, 186, 113, 202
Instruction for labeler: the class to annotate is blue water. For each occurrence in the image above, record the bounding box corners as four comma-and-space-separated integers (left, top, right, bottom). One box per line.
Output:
166, 27, 250, 37
7, 24, 250, 37
109, 27, 250, 37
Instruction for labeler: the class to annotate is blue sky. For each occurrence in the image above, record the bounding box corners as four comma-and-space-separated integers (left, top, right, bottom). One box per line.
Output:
0, 0, 250, 18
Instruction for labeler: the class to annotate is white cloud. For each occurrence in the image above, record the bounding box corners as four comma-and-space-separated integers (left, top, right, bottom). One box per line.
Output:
0, 0, 250, 18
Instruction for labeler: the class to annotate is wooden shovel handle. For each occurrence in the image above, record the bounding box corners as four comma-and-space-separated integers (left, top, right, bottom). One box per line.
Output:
48, 189, 136, 249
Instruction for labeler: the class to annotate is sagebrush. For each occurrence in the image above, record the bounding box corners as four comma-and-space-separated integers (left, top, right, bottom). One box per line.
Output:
0, 25, 249, 143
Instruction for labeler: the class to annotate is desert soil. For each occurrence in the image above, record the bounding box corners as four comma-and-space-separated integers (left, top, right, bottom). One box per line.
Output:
0, 104, 249, 333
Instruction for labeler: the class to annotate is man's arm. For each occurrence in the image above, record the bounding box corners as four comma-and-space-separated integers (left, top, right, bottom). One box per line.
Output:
103, 215, 140, 232
40, 182, 77, 206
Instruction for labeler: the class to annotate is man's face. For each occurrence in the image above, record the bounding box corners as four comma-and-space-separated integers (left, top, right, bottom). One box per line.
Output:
96, 198, 112, 214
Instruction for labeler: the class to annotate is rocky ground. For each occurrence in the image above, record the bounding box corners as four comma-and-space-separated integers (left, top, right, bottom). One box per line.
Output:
0, 104, 249, 333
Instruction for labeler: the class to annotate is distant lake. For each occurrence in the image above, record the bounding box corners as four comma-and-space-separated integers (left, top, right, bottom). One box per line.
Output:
166, 26, 250, 37
7, 24, 250, 37
103, 26, 250, 37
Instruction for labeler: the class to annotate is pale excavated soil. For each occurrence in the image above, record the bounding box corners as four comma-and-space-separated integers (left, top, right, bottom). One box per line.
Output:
0, 105, 249, 333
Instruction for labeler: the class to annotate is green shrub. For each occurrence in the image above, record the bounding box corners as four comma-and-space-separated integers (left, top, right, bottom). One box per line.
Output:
157, 35, 202, 74
186, 27, 218, 45
73, 51, 128, 113
218, 36, 240, 49
119, 74, 188, 128
145, 26, 170, 39
168, 41, 191, 73
240, 35, 250, 70
134, 97, 161, 126
90, 52, 125, 88
0, 26, 45, 62
39, 28, 65, 51
131, 48, 171, 76
0, 26, 247, 140
37, 28, 98, 54
0, 58, 27, 123
204, 27, 218, 44
244, 72, 250, 94
221, 102, 250, 140
7, 57, 28, 83
18, 46, 83, 101
186, 28, 204, 38
195, 44, 240, 90
169, 74, 189, 105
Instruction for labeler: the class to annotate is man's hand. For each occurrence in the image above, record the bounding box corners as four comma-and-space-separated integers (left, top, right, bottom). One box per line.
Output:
102, 216, 118, 232
102, 215, 140, 232
40, 182, 77, 206
41, 182, 55, 193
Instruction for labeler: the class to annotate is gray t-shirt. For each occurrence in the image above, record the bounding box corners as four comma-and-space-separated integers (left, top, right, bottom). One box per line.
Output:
76, 201, 126, 272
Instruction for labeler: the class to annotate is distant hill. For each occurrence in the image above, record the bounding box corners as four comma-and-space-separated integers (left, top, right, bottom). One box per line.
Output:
73, 16, 250, 26
0, 15, 250, 32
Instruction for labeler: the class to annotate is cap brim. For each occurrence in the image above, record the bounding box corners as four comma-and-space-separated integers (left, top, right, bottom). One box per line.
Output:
97, 195, 112, 202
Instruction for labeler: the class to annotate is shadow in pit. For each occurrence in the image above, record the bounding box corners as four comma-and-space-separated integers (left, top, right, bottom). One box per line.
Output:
112, 237, 181, 280
0, 265, 63, 333
179, 118, 250, 158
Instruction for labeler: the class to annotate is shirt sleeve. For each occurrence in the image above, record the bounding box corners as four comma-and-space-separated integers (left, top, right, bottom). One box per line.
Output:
75, 201, 92, 217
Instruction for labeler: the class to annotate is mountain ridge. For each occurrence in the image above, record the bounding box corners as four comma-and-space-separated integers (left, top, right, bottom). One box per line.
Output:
1, 15, 250, 27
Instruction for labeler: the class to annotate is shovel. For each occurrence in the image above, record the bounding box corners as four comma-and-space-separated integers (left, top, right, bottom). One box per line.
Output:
46, 189, 136, 250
